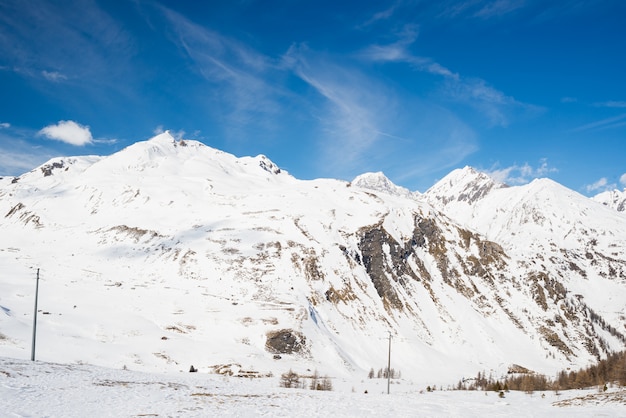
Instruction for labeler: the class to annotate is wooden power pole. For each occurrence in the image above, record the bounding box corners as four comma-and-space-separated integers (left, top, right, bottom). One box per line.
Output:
387, 332, 391, 394
31, 268, 40, 361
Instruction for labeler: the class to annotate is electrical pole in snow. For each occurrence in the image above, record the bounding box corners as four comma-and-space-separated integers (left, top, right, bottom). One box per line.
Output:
387, 332, 391, 394
31, 268, 40, 361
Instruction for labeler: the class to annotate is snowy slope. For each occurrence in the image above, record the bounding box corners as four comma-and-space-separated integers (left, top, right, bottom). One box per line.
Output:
424, 168, 626, 366
1, 133, 625, 388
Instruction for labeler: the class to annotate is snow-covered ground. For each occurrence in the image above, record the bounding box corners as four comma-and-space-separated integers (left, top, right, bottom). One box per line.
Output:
1, 357, 624, 417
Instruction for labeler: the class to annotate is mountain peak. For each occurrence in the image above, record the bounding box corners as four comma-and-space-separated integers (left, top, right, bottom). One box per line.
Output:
424, 166, 505, 206
593, 188, 626, 212
148, 130, 176, 144
350, 172, 416, 197
255, 154, 282, 175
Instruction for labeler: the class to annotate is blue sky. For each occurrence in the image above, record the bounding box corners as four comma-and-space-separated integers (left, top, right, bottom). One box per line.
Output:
1, 0, 625, 194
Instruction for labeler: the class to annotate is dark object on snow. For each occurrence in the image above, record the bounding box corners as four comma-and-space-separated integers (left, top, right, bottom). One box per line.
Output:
265, 329, 306, 354
189, 365, 197, 373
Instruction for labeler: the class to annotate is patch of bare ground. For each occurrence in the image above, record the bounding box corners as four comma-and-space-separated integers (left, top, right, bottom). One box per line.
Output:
553, 389, 626, 407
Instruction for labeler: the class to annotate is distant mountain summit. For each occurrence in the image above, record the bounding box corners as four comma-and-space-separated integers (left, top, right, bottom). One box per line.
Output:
78, 131, 289, 181
424, 166, 506, 208
351, 172, 417, 198
593, 189, 626, 212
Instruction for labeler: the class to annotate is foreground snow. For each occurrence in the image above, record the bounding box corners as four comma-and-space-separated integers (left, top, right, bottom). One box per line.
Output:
1, 357, 624, 417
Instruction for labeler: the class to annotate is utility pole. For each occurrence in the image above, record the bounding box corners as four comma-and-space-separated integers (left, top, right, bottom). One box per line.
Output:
31, 268, 40, 361
387, 332, 391, 394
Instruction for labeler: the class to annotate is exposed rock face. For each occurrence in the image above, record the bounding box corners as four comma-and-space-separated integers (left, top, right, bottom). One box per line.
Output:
40, 161, 65, 177
265, 329, 307, 354
359, 225, 405, 310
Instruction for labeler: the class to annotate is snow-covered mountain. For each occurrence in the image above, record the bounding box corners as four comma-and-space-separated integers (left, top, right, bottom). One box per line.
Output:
1, 133, 625, 386
423, 166, 507, 208
593, 189, 626, 212
350, 171, 418, 199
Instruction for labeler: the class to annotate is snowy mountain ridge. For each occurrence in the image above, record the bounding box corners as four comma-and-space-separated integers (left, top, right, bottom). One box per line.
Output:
350, 171, 418, 199
593, 188, 626, 212
0, 132, 625, 386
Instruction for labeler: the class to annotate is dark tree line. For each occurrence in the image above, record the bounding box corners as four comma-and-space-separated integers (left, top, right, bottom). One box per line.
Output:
455, 350, 626, 393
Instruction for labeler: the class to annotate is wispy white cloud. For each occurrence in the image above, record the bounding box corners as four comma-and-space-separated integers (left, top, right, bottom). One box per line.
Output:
474, 0, 526, 18
283, 45, 390, 171
38, 120, 93, 146
437, 0, 526, 19
41, 70, 67, 82
0, 0, 135, 86
359, 2, 401, 28
360, 25, 460, 80
593, 101, 626, 108
584, 173, 626, 193
360, 27, 539, 127
585, 177, 614, 193
485, 158, 557, 185
161, 7, 284, 140
0, 122, 10, 128
393, 123, 478, 186
0, 149, 51, 176
438, 0, 483, 18
571, 113, 626, 132
0, 128, 57, 175
443, 77, 533, 126
284, 44, 477, 182
560, 97, 578, 103
92, 138, 118, 145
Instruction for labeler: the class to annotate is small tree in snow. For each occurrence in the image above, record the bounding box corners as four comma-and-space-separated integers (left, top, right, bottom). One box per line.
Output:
280, 369, 300, 388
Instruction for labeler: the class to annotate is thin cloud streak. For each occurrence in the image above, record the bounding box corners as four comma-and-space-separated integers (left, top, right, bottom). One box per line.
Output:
360, 27, 539, 127
359, 2, 401, 28
285, 43, 477, 183
474, 0, 526, 18
41, 70, 67, 82
593, 101, 626, 108
161, 6, 287, 140
360, 25, 460, 80
0, 129, 57, 175
394, 127, 479, 187
0, 0, 134, 83
571, 113, 626, 133
284, 45, 388, 172
0, 150, 50, 175
437, 0, 526, 19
